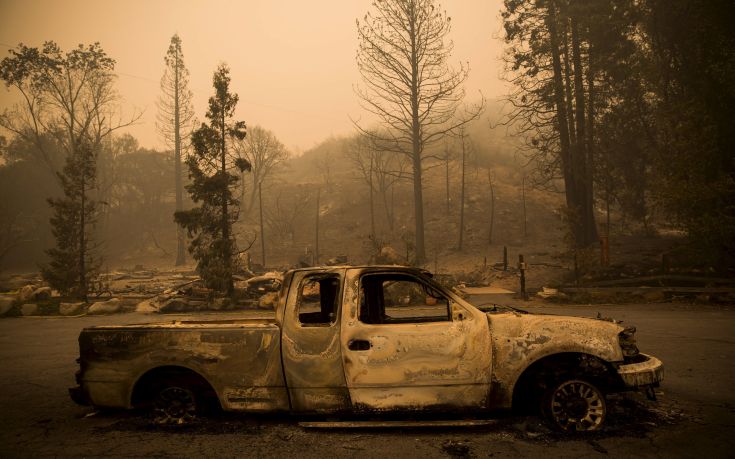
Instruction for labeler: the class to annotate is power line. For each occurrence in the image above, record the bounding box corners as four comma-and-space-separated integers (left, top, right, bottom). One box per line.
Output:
118, 71, 159, 84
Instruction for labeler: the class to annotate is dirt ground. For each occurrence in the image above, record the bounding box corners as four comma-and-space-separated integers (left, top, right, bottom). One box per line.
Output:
0, 298, 733, 458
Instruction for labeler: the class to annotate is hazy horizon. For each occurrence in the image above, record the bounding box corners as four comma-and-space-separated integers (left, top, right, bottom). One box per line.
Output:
0, 0, 507, 153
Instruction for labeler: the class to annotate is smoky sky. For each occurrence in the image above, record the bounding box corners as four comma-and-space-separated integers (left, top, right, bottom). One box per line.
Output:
0, 0, 507, 152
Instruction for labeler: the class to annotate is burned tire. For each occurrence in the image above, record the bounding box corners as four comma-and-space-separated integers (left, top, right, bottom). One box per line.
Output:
543, 379, 606, 432
151, 380, 200, 425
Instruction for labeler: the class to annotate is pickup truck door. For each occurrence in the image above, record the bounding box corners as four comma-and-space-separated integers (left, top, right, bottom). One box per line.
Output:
281, 269, 351, 412
340, 268, 493, 412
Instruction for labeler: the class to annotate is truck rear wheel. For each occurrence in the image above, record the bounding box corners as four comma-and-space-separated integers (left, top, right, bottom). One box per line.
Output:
544, 379, 606, 432
152, 381, 199, 425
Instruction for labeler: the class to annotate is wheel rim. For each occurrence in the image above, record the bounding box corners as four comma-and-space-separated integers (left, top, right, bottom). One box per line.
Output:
153, 386, 197, 425
549, 380, 606, 432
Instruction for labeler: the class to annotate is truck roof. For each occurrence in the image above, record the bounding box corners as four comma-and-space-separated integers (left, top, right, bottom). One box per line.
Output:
286, 265, 432, 275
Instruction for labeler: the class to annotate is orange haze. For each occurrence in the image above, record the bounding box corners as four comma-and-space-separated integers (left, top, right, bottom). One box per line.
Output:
0, 0, 507, 152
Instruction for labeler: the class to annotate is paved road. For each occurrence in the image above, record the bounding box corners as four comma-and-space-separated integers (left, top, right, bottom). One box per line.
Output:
0, 300, 733, 458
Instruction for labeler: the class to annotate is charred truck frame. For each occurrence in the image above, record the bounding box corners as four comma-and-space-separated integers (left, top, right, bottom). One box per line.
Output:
70, 266, 663, 431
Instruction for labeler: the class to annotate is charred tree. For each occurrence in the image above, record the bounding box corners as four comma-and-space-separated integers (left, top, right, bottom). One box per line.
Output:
157, 34, 196, 266
355, 0, 483, 262
234, 126, 289, 218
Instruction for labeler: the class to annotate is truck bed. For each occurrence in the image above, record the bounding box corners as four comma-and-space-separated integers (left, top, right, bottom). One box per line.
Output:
77, 317, 288, 412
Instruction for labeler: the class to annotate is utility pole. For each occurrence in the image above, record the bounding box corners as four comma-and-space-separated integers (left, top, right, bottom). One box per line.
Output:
259, 180, 266, 267
519, 254, 528, 300
458, 131, 467, 251
488, 169, 495, 245
315, 188, 320, 265
522, 174, 528, 238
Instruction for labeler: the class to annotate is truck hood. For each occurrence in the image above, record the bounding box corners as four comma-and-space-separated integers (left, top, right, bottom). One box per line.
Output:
486, 311, 625, 363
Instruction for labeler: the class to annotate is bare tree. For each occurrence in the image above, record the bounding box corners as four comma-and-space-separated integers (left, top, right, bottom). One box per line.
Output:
442, 141, 454, 215
487, 169, 496, 245
349, 135, 377, 238
263, 188, 311, 249
156, 34, 195, 266
349, 134, 409, 236
0, 42, 139, 175
233, 125, 289, 217
355, 0, 484, 262
315, 151, 333, 191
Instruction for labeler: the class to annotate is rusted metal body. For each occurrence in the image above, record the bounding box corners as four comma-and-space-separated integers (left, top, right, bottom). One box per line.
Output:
70, 266, 664, 417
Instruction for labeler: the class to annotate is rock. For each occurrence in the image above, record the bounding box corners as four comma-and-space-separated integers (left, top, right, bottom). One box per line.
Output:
20, 303, 38, 316
537, 286, 559, 299
17, 285, 35, 303
32, 287, 53, 301
258, 292, 279, 309
135, 300, 158, 313
88, 298, 122, 315
0, 296, 15, 316
60, 302, 84, 316
159, 297, 189, 313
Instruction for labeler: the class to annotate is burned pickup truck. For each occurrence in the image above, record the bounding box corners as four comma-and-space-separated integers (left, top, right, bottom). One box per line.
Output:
70, 266, 663, 431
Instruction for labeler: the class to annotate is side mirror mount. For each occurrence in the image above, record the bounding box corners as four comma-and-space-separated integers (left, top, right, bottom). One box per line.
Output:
452, 303, 466, 321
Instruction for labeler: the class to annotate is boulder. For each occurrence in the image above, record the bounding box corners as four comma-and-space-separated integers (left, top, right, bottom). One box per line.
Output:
17, 285, 35, 303
20, 303, 38, 316
159, 297, 189, 313
0, 296, 14, 316
59, 302, 85, 316
135, 300, 158, 313
32, 287, 53, 301
88, 298, 122, 315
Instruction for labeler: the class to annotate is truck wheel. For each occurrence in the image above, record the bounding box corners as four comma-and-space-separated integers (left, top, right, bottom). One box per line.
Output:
544, 379, 606, 432
152, 382, 199, 425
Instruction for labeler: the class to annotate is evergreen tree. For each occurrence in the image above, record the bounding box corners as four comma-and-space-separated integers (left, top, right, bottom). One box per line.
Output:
41, 138, 101, 299
156, 34, 195, 266
174, 64, 250, 296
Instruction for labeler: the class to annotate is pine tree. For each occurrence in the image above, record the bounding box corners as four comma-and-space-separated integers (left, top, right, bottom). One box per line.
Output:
41, 139, 101, 300
156, 34, 195, 266
355, 0, 483, 262
174, 64, 250, 296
